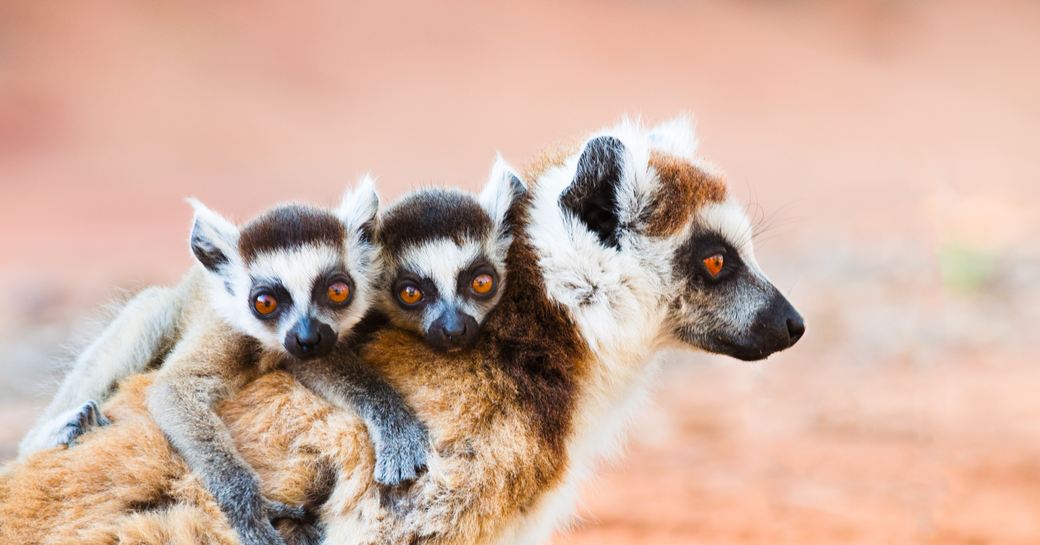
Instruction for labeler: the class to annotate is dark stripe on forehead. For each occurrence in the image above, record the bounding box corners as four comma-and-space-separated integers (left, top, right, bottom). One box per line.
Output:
238, 204, 345, 262
377, 188, 492, 256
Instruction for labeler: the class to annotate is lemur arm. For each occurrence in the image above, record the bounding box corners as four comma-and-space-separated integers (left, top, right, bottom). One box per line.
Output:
19, 285, 185, 457
286, 345, 429, 486
146, 319, 300, 545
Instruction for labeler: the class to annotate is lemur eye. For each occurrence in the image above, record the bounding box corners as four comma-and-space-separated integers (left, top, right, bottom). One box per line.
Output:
703, 254, 725, 278
327, 281, 351, 305
471, 273, 494, 295
253, 293, 278, 315
398, 284, 424, 306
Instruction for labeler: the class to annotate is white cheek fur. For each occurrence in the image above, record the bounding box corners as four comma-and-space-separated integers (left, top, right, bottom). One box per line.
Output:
208, 242, 377, 353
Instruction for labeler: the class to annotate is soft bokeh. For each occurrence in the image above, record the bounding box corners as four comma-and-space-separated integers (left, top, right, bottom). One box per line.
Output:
1, 1, 1038, 543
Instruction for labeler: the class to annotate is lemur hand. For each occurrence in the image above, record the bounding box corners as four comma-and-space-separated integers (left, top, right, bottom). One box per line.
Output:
52, 400, 111, 449
236, 518, 290, 545
263, 497, 307, 522
232, 497, 305, 545
373, 415, 429, 487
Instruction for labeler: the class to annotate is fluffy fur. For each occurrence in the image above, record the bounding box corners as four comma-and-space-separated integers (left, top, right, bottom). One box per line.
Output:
0, 117, 804, 545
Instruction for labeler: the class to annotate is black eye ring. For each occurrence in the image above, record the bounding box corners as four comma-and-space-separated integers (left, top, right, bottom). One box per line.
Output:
325, 275, 354, 307
250, 289, 282, 320
468, 267, 498, 300
395, 280, 425, 308
697, 246, 736, 282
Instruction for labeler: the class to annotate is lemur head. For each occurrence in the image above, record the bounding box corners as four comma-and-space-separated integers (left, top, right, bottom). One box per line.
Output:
186, 179, 380, 360
376, 159, 525, 352
533, 118, 804, 361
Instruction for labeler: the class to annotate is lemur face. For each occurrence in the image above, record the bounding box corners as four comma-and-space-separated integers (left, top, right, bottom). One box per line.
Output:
376, 161, 524, 352
186, 180, 380, 360
550, 119, 804, 361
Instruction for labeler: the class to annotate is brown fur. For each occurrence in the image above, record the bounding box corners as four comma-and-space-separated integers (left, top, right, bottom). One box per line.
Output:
643, 151, 727, 236
238, 204, 346, 263
0, 139, 726, 545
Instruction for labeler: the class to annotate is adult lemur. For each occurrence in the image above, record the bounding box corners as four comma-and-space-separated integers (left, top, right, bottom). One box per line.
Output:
1, 118, 804, 545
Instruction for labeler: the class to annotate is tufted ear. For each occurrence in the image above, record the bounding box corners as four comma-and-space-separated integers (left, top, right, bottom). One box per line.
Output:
648, 115, 698, 159
559, 135, 630, 248
338, 175, 380, 243
187, 198, 240, 275
479, 155, 527, 240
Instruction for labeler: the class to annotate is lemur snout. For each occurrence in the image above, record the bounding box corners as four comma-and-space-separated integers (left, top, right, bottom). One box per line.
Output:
427, 309, 479, 352
713, 293, 805, 362
285, 317, 336, 360
786, 313, 806, 344
744, 295, 805, 360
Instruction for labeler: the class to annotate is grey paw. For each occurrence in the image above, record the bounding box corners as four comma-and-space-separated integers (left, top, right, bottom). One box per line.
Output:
56, 400, 110, 447
263, 498, 307, 522
237, 518, 290, 545
373, 423, 429, 487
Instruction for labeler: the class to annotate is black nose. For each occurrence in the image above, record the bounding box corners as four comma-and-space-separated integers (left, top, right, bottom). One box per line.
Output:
284, 317, 336, 360
427, 309, 480, 351
787, 314, 806, 343
442, 319, 467, 341
296, 326, 321, 348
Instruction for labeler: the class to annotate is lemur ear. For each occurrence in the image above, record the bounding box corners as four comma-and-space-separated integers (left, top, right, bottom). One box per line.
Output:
186, 198, 240, 274
647, 115, 698, 159
479, 155, 526, 239
559, 135, 629, 249
338, 174, 380, 243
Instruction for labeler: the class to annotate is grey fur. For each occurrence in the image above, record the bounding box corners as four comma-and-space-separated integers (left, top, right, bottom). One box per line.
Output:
19, 284, 183, 457
51, 400, 111, 447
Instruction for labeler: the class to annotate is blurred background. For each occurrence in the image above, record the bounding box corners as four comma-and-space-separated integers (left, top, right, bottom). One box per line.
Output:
1, 1, 1038, 543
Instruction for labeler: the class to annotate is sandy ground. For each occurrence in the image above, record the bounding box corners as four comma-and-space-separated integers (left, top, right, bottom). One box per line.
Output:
1, 1, 1039, 543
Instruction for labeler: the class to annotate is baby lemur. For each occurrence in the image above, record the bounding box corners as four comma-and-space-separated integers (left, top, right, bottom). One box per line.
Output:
20, 181, 428, 545
372, 165, 525, 352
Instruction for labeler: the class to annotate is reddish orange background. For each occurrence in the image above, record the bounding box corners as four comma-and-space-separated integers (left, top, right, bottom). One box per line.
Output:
1, 2, 1038, 543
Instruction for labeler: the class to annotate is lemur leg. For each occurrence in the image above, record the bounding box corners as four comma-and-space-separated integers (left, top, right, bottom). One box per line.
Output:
287, 346, 429, 487
19, 286, 183, 457
146, 324, 303, 545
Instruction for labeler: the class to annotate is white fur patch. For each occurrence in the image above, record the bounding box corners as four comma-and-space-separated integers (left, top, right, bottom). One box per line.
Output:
339, 175, 380, 237
647, 114, 699, 159
480, 155, 524, 236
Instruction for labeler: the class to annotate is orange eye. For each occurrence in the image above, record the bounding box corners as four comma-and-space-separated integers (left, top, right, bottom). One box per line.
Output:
703, 254, 724, 278
254, 293, 278, 315
398, 284, 423, 305
327, 281, 351, 304
471, 273, 494, 295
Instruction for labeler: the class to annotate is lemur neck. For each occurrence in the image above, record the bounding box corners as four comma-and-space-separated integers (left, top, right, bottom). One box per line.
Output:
521, 192, 670, 435
495, 200, 670, 545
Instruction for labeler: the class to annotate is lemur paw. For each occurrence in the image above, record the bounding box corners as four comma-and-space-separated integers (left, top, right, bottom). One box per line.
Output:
263, 498, 307, 522
373, 421, 429, 487
54, 400, 110, 447
236, 518, 291, 545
